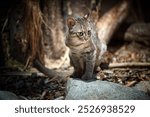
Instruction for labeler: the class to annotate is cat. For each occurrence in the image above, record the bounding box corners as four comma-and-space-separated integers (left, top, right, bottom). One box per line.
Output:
65, 14, 106, 80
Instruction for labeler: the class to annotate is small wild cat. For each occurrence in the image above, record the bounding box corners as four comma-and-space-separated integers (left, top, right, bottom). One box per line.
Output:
65, 14, 106, 80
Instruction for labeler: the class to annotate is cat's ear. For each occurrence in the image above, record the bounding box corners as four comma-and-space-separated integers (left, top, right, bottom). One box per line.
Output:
67, 17, 76, 28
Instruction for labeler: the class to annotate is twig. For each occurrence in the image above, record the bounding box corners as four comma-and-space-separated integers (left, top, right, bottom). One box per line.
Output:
1, 18, 8, 33
40, 90, 48, 100
112, 68, 148, 71
109, 62, 150, 68
24, 56, 31, 70
41, 15, 52, 32
47, 76, 58, 83
0, 71, 44, 77
125, 81, 137, 87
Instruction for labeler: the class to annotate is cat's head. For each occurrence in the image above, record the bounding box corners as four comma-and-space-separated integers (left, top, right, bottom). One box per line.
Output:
66, 14, 93, 42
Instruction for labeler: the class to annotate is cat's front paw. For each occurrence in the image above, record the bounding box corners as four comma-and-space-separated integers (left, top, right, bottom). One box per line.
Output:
81, 74, 93, 80
70, 72, 82, 78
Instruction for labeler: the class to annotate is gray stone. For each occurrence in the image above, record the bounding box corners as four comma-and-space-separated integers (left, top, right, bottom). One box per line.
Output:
0, 91, 21, 100
133, 81, 150, 93
65, 79, 150, 100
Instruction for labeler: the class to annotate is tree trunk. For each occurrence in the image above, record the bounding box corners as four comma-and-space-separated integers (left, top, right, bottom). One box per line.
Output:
24, 0, 44, 65
42, 0, 66, 60
9, 1, 27, 64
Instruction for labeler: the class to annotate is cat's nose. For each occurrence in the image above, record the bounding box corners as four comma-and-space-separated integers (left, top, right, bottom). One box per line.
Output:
83, 37, 88, 41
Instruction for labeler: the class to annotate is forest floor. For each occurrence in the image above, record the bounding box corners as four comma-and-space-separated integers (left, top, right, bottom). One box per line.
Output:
0, 40, 150, 99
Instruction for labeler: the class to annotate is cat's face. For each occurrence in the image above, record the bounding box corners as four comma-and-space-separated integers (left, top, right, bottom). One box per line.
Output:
66, 15, 93, 46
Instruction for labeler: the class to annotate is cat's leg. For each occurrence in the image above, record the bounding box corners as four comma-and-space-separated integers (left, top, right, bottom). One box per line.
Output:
81, 51, 96, 80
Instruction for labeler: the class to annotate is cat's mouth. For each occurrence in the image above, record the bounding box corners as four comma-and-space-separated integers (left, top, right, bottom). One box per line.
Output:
66, 36, 89, 48
68, 42, 84, 47
75, 42, 85, 46
82, 38, 89, 42
71, 39, 89, 46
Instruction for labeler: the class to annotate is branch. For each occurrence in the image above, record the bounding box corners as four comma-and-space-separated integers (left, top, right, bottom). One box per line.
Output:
109, 62, 150, 68
97, 0, 130, 44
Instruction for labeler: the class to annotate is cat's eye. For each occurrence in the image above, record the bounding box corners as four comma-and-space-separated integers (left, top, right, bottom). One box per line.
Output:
88, 30, 91, 36
77, 32, 84, 37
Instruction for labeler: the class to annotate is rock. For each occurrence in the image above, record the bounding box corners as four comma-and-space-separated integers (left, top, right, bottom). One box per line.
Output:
133, 81, 150, 93
0, 91, 21, 100
65, 79, 150, 100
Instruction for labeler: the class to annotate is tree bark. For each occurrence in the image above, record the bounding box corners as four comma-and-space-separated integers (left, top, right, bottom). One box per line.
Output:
24, 0, 44, 65
42, 0, 66, 60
